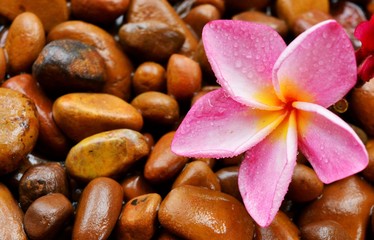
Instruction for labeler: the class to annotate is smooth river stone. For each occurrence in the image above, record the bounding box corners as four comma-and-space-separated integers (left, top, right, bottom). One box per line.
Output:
73, 177, 123, 240
298, 176, 374, 240
158, 185, 255, 240
66, 129, 149, 182
53, 93, 143, 142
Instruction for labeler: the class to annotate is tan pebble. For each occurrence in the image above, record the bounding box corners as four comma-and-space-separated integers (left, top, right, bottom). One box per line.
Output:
158, 185, 255, 240
0, 88, 39, 175
127, 0, 198, 57
121, 174, 155, 201
33, 39, 107, 97
66, 129, 149, 182
172, 161, 221, 190
53, 93, 143, 142
133, 62, 166, 94
349, 80, 374, 136
71, 0, 130, 24
255, 211, 300, 240
48, 21, 133, 100
119, 20, 185, 62
19, 162, 69, 210
116, 193, 161, 240
131, 91, 179, 125
292, 10, 332, 36
0, 47, 6, 80
167, 54, 202, 101
215, 166, 241, 200
73, 177, 123, 240
299, 176, 374, 240
0, 0, 68, 31
5, 12, 45, 74
276, 0, 329, 27
232, 10, 288, 37
184, 4, 221, 38
300, 220, 352, 240
144, 131, 189, 183
24, 193, 73, 240
286, 163, 324, 202
362, 139, 374, 182
0, 182, 27, 239
2, 74, 71, 158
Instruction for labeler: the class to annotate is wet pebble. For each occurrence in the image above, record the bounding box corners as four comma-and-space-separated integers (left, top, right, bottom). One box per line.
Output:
172, 160, 221, 190
116, 193, 161, 240
5, 12, 45, 74
298, 176, 374, 240
131, 91, 179, 125
300, 220, 352, 240
0, 88, 39, 175
53, 93, 143, 142
33, 39, 107, 97
215, 166, 241, 200
18, 162, 69, 210
73, 177, 123, 240
158, 185, 255, 240
66, 129, 149, 182
24, 193, 73, 240
119, 21, 185, 62
144, 131, 189, 183
121, 174, 156, 201
184, 4, 221, 38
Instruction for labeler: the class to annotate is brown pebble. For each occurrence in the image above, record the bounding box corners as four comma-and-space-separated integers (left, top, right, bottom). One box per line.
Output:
53, 93, 143, 142
33, 39, 106, 97
144, 131, 189, 183
184, 4, 221, 38
193, 41, 214, 77
292, 10, 332, 36
349, 80, 374, 136
225, 0, 270, 14
0, 88, 39, 175
0, 0, 69, 31
276, 0, 329, 27
0, 47, 5, 80
158, 185, 255, 240
0, 182, 27, 239
362, 139, 374, 182
131, 91, 179, 125
193, 0, 225, 15
167, 54, 202, 101
156, 229, 181, 240
116, 193, 161, 240
19, 162, 69, 210
255, 211, 300, 240
133, 62, 166, 94
71, 0, 130, 24
121, 174, 155, 201
24, 193, 73, 240
215, 166, 241, 200
48, 20, 133, 100
194, 157, 216, 168
172, 160, 221, 191
286, 163, 324, 202
119, 20, 185, 62
127, 0, 198, 57
5, 12, 45, 74
2, 74, 71, 158
66, 129, 149, 182
299, 176, 374, 240
73, 177, 123, 240
232, 11, 288, 37
300, 220, 352, 240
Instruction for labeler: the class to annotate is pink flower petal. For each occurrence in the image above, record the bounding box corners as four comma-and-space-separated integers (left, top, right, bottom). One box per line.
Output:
273, 20, 357, 108
238, 111, 297, 227
354, 15, 374, 55
171, 89, 287, 158
202, 20, 286, 110
294, 101, 368, 183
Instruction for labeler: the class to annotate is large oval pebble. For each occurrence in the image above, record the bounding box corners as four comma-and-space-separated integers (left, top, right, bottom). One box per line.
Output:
0, 88, 39, 175
53, 93, 143, 142
158, 185, 255, 239
66, 129, 149, 182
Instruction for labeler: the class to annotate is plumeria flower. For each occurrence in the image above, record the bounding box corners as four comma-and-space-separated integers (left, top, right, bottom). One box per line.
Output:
354, 15, 374, 82
171, 19, 368, 227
